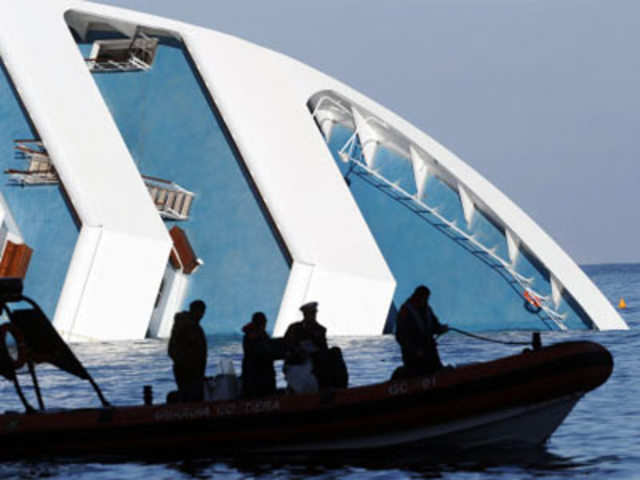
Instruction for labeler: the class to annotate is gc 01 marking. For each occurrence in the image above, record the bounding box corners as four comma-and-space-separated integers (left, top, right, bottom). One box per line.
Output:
421, 377, 436, 389
388, 382, 408, 396
388, 376, 436, 396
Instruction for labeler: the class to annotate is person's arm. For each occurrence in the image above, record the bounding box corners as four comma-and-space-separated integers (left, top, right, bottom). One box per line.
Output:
283, 324, 305, 363
437, 323, 449, 334
315, 325, 328, 351
254, 334, 273, 359
430, 307, 449, 335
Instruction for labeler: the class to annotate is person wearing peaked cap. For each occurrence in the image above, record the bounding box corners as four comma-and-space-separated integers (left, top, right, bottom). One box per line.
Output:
286, 301, 327, 352
282, 301, 328, 393
299, 301, 318, 313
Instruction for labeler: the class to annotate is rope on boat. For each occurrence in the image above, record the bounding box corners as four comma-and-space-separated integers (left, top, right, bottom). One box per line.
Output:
444, 327, 534, 347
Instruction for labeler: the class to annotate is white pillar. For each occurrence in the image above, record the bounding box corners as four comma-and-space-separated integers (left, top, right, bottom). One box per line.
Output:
457, 183, 475, 228
506, 229, 521, 265
409, 145, 430, 200
351, 107, 379, 167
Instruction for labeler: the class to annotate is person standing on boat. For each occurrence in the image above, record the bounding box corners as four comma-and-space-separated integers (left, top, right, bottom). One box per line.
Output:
241, 312, 276, 398
395, 285, 448, 378
283, 301, 327, 393
168, 300, 207, 402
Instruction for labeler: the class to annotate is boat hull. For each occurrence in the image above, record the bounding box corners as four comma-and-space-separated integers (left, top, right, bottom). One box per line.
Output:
0, 340, 612, 457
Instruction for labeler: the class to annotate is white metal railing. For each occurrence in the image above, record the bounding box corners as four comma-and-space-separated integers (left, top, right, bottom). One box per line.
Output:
85, 32, 157, 73
86, 57, 152, 73
6, 141, 194, 221
6, 140, 58, 185
337, 129, 568, 330
142, 175, 195, 221
310, 95, 351, 118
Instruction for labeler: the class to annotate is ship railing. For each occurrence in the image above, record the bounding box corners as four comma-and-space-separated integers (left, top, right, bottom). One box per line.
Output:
13, 139, 44, 148
310, 95, 351, 118
7, 141, 57, 185
338, 132, 568, 330
142, 175, 195, 221
14, 139, 47, 158
85, 56, 152, 73
6, 142, 195, 220
85, 31, 158, 73
4, 168, 59, 186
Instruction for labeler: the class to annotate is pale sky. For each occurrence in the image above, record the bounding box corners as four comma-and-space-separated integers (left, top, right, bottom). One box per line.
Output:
99, 0, 640, 265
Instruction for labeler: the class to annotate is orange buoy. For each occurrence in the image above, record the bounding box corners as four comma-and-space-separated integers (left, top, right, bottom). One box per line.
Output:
618, 298, 627, 309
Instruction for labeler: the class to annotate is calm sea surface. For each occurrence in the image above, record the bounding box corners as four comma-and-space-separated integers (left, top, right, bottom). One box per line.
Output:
0, 263, 638, 479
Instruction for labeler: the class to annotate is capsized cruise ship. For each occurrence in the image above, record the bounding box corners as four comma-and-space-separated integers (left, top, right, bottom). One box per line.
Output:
0, 0, 627, 341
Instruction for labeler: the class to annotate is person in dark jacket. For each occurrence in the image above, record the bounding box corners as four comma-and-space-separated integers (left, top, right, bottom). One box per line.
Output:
395, 286, 448, 378
241, 312, 276, 398
168, 300, 207, 401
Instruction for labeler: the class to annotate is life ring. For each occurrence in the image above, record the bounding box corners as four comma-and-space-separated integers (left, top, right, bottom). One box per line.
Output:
523, 291, 542, 308
523, 291, 542, 313
0, 323, 27, 370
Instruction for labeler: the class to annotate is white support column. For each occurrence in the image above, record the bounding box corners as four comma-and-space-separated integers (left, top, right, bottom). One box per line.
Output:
54, 226, 170, 342
409, 146, 430, 200
550, 274, 563, 309
147, 266, 189, 338
188, 29, 397, 338
506, 229, 521, 265
351, 107, 379, 167
458, 184, 475, 228
273, 261, 315, 336
314, 109, 335, 142
0, 1, 172, 341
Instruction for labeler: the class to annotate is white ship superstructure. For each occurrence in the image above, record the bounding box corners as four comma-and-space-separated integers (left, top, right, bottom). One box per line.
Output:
0, 0, 627, 341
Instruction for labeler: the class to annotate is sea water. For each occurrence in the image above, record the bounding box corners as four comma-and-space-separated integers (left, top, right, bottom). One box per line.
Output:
0, 263, 638, 479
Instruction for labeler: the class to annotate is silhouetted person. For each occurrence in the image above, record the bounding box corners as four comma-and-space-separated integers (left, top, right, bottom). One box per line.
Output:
284, 302, 328, 352
241, 312, 276, 398
283, 302, 327, 393
168, 300, 207, 402
395, 286, 448, 378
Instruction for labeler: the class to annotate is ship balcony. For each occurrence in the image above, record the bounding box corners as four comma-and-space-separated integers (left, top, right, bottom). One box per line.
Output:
143, 175, 195, 221
85, 31, 158, 73
6, 140, 58, 185
6, 140, 194, 220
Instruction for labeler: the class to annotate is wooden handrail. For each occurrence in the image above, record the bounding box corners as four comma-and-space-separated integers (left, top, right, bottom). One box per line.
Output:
5, 169, 54, 175
14, 144, 48, 156
142, 174, 173, 185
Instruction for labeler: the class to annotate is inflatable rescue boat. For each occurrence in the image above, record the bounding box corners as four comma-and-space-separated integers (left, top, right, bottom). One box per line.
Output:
0, 279, 613, 457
